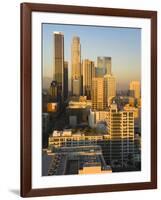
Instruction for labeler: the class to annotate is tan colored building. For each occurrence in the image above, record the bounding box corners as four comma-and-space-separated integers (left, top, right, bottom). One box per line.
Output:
91, 74, 116, 110
123, 104, 139, 118
82, 59, 95, 99
71, 36, 81, 96
129, 81, 140, 99
72, 79, 81, 96
108, 103, 134, 140
92, 77, 105, 110
108, 103, 134, 165
68, 99, 92, 109
128, 96, 135, 106
104, 74, 116, 106
48, 130, 110, 148
79, 165, 112, 174
137, 97, 141, 107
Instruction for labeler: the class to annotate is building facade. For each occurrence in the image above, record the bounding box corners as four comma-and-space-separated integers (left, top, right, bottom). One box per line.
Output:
71, 36, 81, 96
50, 80, 58, 102
82, 59, 95, 99
97, 56, 112, 75
48, 130, 110, 148
92, 77, 105, 110
129, 81, 140, 99
108, 103, 134, 167
91, 75, 116, 110
104, 74, 116, 106
72, 79, 81, 96
53, 32, 64, 102
88, 109, 109, 128
63, 61, 68, 100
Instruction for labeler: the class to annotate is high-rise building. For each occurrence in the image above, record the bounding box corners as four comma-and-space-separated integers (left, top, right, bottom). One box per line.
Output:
97, 57, 112, 75
53, 32, 64, 102
72, 79, 81, 96
104, 74, 116, 106
91, 74, 116, 110
80, 61, 83, 95
71, 36, 81, 79
82, 59, 95, 99
42, 113, 50, 148
71, 36, 81, 96
129, 81, 140, 99
108, 103, 134, 166
50, 80, 58, 102
64, 61, 68, 100
124, 104, 141, 134
92, 77, 105, 110
95, 67, 105, 78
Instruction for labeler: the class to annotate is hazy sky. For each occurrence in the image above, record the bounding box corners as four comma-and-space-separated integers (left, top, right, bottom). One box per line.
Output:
42, 23, 141, 90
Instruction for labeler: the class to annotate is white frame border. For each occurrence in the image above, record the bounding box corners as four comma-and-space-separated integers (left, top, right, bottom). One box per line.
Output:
32, 12, 151, 189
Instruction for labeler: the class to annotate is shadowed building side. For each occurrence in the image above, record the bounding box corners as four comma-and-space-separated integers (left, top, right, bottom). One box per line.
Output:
83, 59, 95, 99
54, 32, 64, 102
64, 61, 68, 100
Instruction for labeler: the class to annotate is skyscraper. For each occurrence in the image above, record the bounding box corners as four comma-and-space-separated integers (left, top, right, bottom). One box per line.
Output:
91, 74, 116, 110
72, 79, 81, 97
50, 80, 58, 102
53, 32, 64, 102
92, 77, 105, 110
71, 36, 81, 96
82, 59, 95, 99
129, 81, 140, 99
104, 74, 116, 106
108, 103, 134, 166
64, 61, 68, 100
95, 67, 105, 78
97, 57, 112, 75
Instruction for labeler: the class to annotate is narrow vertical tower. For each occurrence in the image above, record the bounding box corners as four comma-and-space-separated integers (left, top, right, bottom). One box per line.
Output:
54, 32, 64, 102
104, 74, 116, 106
92, 77, 105, 110
64, 61, 68, 100
71, 36, 81, 96
83, 59, 95, 99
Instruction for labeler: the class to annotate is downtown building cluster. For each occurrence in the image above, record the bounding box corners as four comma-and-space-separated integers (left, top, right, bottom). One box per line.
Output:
42, 32, 141, 176
50, 32, 116, 105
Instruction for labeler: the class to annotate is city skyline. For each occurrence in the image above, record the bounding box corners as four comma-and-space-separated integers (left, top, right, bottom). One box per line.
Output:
43, 23, 141, 91
42, 24, 141, 176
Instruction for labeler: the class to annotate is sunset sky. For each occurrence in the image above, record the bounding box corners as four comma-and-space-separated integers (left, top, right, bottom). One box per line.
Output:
42, 23, 141, 91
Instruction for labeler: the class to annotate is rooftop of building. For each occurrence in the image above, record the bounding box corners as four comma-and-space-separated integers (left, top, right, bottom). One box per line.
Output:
53, 31, 64, 35
51, 129, 110, 137
43, 145, 112, 176
67, 97, 92, 109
